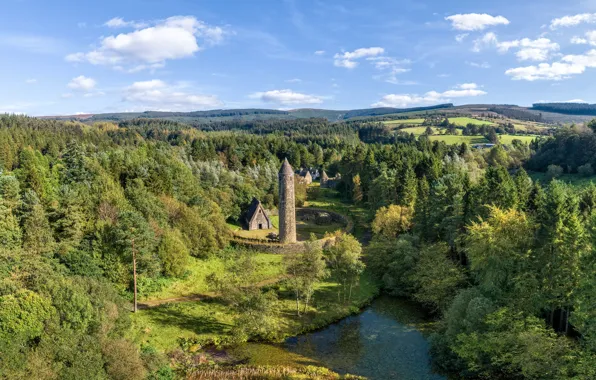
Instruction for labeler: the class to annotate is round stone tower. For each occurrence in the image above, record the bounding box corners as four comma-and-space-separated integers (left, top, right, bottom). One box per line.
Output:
279, 158, 297, 244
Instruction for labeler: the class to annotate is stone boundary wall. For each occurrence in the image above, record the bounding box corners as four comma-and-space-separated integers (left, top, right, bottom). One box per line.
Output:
230, 207, 353, 254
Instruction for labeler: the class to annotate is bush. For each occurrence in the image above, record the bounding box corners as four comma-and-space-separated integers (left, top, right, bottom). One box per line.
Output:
578, 163, 594, 177
157, 229, 190, 278
102, 339, 146, 380
546, 164, 563, 180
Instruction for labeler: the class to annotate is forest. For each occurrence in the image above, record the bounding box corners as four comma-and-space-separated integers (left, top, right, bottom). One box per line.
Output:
0, 113, 595, 379
532, 103, 596, 116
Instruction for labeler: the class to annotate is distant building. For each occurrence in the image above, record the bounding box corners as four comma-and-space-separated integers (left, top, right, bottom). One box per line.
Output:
320, 170, 341, 189
471, 143, 496, 149
245, 197, 272, 231
298, 169, 313, 185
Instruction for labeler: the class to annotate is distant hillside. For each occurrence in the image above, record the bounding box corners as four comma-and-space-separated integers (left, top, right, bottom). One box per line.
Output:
531, 102, 596, 116
40, 104, 455, 123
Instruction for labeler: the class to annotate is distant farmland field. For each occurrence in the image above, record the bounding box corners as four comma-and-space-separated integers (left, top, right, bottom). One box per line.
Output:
448, 117, 495, 126
383, 118, 425, 126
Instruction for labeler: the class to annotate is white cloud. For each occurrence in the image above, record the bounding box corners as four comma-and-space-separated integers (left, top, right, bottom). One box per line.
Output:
570, 31, 596, 46
285, 78, 302, 83
561, 49, 596, 67
455, 33, 469, 42
372, 83, 487, 107
499, 38, 559, 61
66, 16, 230, 71
314, 50, 325, 55
535, 99, 586, 103
367, 56, 411, 84
445, 13, 509, 31
550, 13, 596, 30
473, 33, 559, 61
472, 32, 498, 52
250, 89, 324, 105
571, 36, 588, 44
466, 61, 491, 68
123, 79, 224, 111
505, 62, 585, 81
25, 78, 37, 84
62, 93, 73, 99
104, 17, 148, 29
68, 75, 96, 91
333, 47, 384, 68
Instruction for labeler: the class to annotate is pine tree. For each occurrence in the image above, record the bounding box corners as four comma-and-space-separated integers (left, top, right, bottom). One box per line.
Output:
399, 165, 417, 207
352, 174, 363, 203
21, 191, 55, 255
514, 168, 533, 211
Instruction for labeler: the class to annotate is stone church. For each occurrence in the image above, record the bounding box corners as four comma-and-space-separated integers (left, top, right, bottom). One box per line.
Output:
245, 197, 272, 230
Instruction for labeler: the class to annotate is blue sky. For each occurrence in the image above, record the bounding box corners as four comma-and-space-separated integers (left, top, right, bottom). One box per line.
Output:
3, 0, 596, 115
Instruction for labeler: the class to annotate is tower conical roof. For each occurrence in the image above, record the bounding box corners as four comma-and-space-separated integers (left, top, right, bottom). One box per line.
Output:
279, 158, 294, 175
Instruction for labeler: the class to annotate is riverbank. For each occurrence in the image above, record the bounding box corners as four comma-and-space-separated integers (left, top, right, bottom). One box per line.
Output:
128, 268, 380, 352
229, 296, 445, 380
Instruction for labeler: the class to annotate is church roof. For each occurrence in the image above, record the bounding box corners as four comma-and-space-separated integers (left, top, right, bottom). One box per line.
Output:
279, 158, 294, 175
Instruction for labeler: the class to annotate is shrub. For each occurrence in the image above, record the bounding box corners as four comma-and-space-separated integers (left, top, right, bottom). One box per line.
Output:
578, 163, 594, 177
546, 164, 563, 180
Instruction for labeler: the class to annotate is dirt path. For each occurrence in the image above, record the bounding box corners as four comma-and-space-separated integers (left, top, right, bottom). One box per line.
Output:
137, 275, 286, 309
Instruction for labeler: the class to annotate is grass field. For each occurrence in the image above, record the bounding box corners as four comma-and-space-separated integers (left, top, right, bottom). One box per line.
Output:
129, 270, 379, 352
143, 254, 284, 301
529, 171, 596, 187
383, 118, 425, 126
448, 117, 495, 127
400, 126, 436, 135
429, 135, 488, 144
499, 135, 539, 144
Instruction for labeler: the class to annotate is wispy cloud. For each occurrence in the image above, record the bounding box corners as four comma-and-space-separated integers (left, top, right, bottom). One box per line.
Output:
0, 34, 65, 54
445, 13, 509, 31
334, 47, 385, 68
250, 89, 325, 105
373, 83, 486, 107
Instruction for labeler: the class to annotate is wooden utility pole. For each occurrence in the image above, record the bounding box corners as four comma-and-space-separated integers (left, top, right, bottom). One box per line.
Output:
132, 237, 137, 313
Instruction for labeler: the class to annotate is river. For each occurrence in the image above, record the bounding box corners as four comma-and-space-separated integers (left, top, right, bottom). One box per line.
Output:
231, 295, 446, 379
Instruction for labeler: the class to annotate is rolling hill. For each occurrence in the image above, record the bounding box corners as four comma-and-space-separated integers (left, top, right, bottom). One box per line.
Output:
35, 102, 596, 124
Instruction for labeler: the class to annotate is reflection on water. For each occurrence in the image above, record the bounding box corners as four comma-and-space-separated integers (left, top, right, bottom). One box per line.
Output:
236, 296, 445, 380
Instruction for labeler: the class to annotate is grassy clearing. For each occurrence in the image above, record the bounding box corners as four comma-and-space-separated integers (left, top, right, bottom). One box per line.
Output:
305, 183, 371, 239
128, 270, 379, 352
529, 171, 596, 187
498, 135, 540, 144
429, 135, 488, 144
383, 118, 425, 126
448, 117, 495, 126
143, 254, 284, 301
400, 126, 436, 135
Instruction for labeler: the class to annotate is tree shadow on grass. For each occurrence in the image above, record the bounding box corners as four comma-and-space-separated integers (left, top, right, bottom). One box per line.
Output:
142, 302, 232, 336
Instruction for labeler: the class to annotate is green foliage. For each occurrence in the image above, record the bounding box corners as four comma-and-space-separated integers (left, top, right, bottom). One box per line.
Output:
157, 229, 190, 278
0, 289, 54, 341
284, 238, 329, 315
452, 308, 578, 379
410, 243, 466, 314
325, 233, 365, 303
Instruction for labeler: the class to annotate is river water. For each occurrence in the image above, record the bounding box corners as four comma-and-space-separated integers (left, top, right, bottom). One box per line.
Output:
233, 295, 446, 379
